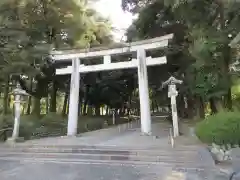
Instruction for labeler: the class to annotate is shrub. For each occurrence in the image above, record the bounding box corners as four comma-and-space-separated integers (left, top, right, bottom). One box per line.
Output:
196, 111, 240, 146
40, 112, 67, 128
78, 116, 105, 132
33, 113, 67, 138
0, 114, 40, 140
0, 113, 137, 141
19, 115, 41, 139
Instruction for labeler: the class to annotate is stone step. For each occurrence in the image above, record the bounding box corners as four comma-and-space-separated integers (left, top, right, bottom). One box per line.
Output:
0, 149, 202, 160
0, 144, 206, 156
0, 144, 215, 168
0, 143, 205, 150
0, 151, 202, 162
0, 155, 213, 169
0, 150, 200, 160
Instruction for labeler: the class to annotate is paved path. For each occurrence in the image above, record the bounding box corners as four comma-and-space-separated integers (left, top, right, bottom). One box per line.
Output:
13, 117, 173, 148
0, 160, 224, 180
0, 118, 227, 180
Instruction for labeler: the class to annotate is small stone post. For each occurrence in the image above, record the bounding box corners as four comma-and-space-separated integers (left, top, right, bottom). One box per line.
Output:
112, 109, 116, 125
7, 83, 30, 143
162, 76, 183, 137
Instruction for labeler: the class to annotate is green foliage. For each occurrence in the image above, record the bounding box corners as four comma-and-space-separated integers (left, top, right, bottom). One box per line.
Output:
196, 111, 240, 146
123, 0, 240, 114
0, 0, 113, 115
0, 114, 41, 140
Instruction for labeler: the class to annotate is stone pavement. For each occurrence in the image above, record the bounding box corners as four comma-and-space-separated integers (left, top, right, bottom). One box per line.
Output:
0, 117, 228, 180
0, 160, 227, 180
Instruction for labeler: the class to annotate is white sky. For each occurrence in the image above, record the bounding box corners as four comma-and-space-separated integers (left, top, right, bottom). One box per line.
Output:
92, 0, 136, 41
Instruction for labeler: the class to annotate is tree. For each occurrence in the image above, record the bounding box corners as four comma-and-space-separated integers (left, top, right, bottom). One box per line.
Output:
123, 0, 240, 117
0, 0, 113, 115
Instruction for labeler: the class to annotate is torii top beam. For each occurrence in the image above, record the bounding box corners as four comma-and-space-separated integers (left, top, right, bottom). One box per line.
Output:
50, 34, 174, 61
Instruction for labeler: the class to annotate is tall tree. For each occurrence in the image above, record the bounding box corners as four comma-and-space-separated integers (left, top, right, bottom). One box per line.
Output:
123, 0, 240, 116
0, 0, 113, 115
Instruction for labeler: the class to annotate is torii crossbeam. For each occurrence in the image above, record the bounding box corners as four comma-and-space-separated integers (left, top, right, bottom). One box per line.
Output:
50, 34, 173, 136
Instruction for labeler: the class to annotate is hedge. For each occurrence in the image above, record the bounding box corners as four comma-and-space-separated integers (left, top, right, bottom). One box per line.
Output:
0, 113, 134, 141
195, 111, 240, 146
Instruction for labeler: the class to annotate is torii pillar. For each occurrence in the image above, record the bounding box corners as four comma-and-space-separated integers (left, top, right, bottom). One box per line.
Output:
137, 49, 151, 135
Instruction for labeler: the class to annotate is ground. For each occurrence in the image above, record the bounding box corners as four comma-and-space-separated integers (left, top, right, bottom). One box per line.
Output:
0, 117, 230, 180
0, 160, 220, 180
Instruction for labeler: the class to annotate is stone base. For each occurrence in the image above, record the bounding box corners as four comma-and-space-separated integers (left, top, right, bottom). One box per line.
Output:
140, 132, 152, 136
6, 137, 25, 144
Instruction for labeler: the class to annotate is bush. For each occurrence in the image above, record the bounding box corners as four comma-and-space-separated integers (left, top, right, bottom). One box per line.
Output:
0, 114, 40, 140
78, 116, 103, 132
0, 113, 137, 141
33, 113, 67, 138
196, 111, 240, 146
40, 112, 67, 128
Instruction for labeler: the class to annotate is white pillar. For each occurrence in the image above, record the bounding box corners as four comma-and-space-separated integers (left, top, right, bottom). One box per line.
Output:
112, 110, 116, 125
137, 48, 151, 135
12, 94, 21, 139
169, 84, 179, 137
67, 58, 80, 136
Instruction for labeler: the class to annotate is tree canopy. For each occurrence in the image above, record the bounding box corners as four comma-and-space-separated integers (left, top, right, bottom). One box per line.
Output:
123, 0, 240, 117
1, 0, 240, 122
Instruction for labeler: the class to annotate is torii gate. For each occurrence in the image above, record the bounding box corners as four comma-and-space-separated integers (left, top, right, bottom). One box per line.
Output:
50, 34, 173, 136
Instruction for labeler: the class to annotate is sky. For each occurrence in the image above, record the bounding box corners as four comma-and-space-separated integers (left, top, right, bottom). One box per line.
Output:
92, 0, 136, 41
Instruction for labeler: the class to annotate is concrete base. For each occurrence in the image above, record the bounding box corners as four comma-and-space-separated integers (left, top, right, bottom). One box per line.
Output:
6, 137, 25, 144
140, 132, 152, 136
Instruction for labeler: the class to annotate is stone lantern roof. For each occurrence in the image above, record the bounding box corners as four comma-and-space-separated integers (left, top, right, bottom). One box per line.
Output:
229, 32, 240, 48
10, 83, 30, 96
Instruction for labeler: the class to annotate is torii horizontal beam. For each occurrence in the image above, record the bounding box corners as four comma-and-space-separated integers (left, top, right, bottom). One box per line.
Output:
50, 34, 173, 60
56, 56, 167, 75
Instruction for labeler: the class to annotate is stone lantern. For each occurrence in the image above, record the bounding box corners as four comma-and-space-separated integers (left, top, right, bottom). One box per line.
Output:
7, 82, 30, 143
162, 76, 183, 137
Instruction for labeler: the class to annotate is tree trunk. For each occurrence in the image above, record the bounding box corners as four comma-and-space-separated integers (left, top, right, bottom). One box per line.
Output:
137, 108, 140, 116
82, 86, 89, 115
26, 96, 32, 115
151, 100, 155, 113
225, 88, 232, 110
49, 80, 57, 112
26, 77, 33, 115
101, 107, 104, 116
3, 77, 9, 115
78, 95, 82, 116
218, 1, 232, 111
87, 106, 92, 116
66, 96, 70, 115
32, 97, 41, 116
62, 92, 68, 116
209, 97, 223, 114
45, 96, 49, 113
195, 96, 205, 119
95, 105, 101, 116
82, 100, 88, 115
209, 98, 217, 114
154, 100, 159, 112
177, 95, 186, 118
105, 106, 109, 115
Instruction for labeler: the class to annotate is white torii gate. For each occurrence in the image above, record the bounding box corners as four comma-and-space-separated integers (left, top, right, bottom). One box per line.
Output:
50, 34, 173, 136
